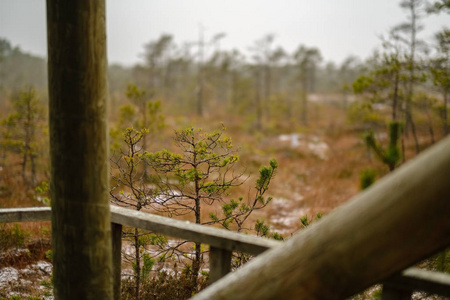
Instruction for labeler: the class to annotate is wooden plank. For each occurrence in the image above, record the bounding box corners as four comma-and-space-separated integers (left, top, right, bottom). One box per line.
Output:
110, 205, 281, 255
0, 207, 51, 223
209, 246, 232, 284
190, 135, 450, 300
383, 268, 450, 298
1, 205, 280, 255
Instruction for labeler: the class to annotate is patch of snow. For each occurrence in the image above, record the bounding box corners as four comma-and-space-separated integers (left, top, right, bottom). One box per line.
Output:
167, 239, 181, 248
269, 197, 308, 235
278, 133, 329, 160
114, 188, 181, 205
158, 267, 177, 276
0, 267, 19, 287
308, 94, 320, 102
292, 192, 305, 202
307, 141, 329, 160
373, 103, 389, 111
34, 261, 53, 275
36, 195, 50, 205
154, 190, 181, 204
278, 134, 290, 142
121, 268, 134, 280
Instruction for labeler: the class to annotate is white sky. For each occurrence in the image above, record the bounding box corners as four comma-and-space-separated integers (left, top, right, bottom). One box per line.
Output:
0, 0, 448, 66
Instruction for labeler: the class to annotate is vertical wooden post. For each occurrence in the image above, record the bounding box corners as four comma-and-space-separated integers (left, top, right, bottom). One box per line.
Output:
209, 247, 232, 284
381, 283, 412, 300
47, 1, 113, 299
112, 223, 123, 300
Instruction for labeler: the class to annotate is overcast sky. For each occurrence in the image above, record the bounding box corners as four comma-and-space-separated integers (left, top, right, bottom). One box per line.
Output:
0, 0, 448, 66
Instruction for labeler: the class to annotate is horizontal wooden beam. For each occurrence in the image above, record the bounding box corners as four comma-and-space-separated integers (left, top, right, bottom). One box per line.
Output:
191, 135, 450, 300
110, 205, 281, 255
0, 205, 280, 255
0, 207, 51, 222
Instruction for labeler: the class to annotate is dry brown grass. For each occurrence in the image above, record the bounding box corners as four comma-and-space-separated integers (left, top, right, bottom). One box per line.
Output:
3, 96, 442, 236
179, 96, 446, 236
1, 94, 447, 299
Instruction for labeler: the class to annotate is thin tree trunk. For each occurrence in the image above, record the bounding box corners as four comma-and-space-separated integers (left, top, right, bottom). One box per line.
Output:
425, 100, 435, 144
142, 101, 148, 180
444, 89, 449, 135
255, 69, 262, 131
30, 153, 36, 186
231, 71, 238, 106
401, 133, 406, 163
196, 26, 204, 117
407, 110, 420, 153
406, 0, 420, 154
264, 64, 271, 121
192, 156, 201, 291
47, 1, 113, 299
22, 151, 28, 185
301, 75, 308, 126
29, 97, 36, 186
22, 94, 31, 185
393, 70, 399, 121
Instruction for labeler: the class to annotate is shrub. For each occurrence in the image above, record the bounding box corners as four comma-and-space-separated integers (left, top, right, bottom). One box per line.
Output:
360, 169, 377, 190
121, 270, 208, 300
0, 223, 30, 249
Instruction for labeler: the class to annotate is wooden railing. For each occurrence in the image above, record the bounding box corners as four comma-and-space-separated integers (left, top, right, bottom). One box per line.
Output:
1, 136, 450, 299
0, 205, 280, 299
1, 206, 449, 300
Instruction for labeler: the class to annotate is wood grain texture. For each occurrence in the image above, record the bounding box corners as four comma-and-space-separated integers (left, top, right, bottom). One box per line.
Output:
110, 205, 281, 255
191, 136, 450, 300
47, 0, 113, 299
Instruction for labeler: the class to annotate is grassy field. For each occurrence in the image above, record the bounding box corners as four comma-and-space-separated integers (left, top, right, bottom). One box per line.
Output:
0, 94, 447, 299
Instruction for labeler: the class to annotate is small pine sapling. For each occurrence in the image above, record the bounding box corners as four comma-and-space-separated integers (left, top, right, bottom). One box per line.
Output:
209, 159, 278, 234
110, 127, 167, 300
364, 121, 402, 172
299, 212, 323, 229
142, 125, 278, 290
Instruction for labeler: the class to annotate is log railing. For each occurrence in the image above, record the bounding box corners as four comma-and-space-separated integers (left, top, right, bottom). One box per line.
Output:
1, 136, 450, 299
1, 206, 449, 300
0, 205, 281, 299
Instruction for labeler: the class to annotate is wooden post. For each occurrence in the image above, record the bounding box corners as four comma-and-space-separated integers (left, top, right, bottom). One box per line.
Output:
381, 283, 412, 300
209, 247, 232, 284
191, 136, 450, 300
112, 223, 123, 300
47, 1, 113, 299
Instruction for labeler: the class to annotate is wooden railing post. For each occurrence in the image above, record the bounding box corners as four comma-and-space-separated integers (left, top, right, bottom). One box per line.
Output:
209, 247, 232, 284
47, 0, 113, 298
112, 223, 123, 300
2, 206, 450, 299
381, 283, 412, 300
